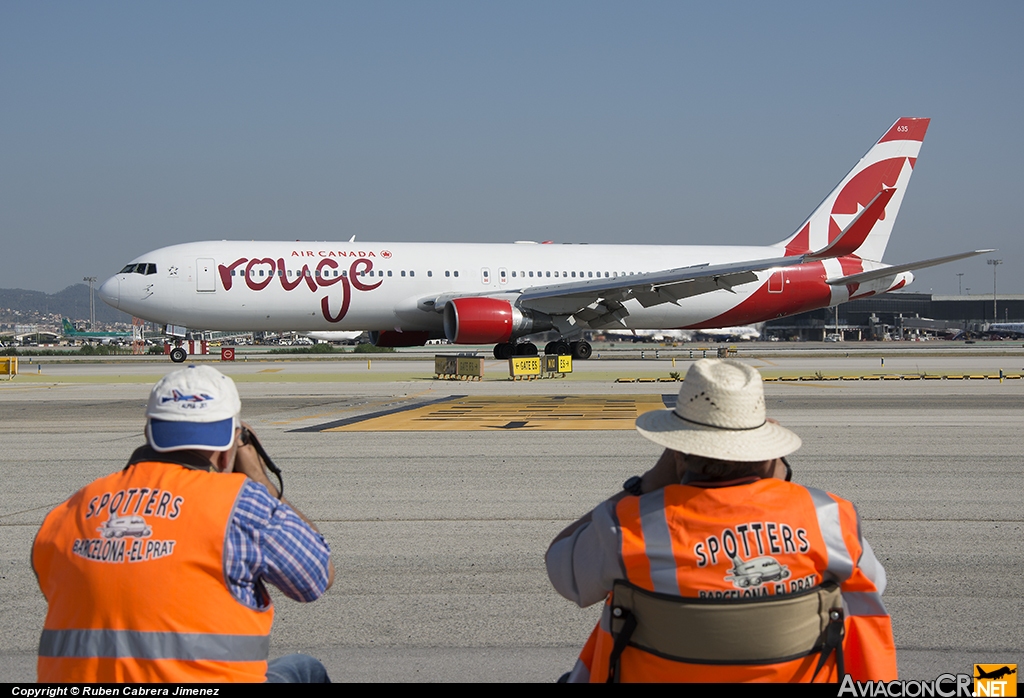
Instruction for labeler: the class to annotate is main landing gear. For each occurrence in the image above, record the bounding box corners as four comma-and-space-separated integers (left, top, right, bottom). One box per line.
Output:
492, 342, 536, 359
492, 340, 592, 360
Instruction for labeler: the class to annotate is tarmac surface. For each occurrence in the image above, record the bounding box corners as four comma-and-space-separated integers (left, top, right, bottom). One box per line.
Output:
1, 351, 1022, 681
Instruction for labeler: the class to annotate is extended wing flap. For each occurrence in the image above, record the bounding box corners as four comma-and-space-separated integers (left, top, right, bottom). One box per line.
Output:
516, 258, 791, 317
632, 270, 760, 308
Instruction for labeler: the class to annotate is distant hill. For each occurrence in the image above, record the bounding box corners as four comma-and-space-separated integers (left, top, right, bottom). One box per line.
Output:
0, 284, 134, 325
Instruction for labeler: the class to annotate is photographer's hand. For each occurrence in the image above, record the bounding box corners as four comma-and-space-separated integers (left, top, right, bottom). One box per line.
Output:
234, 423, 278, 495
233, 423, 335, 590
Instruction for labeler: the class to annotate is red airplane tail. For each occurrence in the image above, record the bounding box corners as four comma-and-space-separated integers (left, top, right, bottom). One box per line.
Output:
777, 117, 930, 263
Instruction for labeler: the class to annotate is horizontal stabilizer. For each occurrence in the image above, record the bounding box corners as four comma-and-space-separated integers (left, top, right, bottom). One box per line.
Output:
826, 249, 994, 286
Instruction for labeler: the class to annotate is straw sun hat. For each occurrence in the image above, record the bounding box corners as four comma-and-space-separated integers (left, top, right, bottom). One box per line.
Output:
635, 359, 801, 462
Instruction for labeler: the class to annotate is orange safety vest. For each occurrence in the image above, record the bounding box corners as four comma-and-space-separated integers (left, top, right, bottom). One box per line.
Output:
33, 460, 274, 682
570, 478, 897, 683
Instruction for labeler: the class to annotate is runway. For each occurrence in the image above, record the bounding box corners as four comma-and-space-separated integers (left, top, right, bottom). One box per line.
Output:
1, 353, 1021, 681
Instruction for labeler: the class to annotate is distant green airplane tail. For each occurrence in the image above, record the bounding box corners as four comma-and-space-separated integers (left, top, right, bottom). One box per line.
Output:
62, 318, 80, 335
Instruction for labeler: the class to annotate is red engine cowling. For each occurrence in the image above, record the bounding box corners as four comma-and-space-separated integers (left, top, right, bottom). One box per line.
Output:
370, 330, 433, 347
444, 298, 515, 344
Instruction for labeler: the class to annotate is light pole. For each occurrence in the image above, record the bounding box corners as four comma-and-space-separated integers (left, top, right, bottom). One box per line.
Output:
987, 259, 1002, 320
957, 273, 964, 295
83, 277, 97, 329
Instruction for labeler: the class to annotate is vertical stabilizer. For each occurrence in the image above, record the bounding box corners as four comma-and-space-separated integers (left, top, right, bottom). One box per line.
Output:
777, 117, 929, 263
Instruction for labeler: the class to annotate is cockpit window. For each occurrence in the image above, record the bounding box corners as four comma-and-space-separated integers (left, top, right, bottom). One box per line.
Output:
120, 263, 158, 275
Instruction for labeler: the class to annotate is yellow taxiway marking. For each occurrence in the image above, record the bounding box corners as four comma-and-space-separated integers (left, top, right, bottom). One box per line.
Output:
258, 368, 284, 373
323, 394, 668, 432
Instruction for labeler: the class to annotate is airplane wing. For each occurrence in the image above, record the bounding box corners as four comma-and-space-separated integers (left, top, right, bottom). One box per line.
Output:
826, 249, 993, 286
515, 254, 786, 316
424, 188, 896, 329
424, 253, 781, 320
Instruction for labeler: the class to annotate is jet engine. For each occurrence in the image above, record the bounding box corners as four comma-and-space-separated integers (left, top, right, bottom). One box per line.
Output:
443, 297, 551, 344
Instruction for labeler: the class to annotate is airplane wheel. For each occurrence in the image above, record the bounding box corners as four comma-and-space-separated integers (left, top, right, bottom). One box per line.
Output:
552, 340, 571, 355
515, 342, 538, 356
169, 347, 188, 363
493, 343, 515, 360
571, 341, 593, 360
543, 341, 557, 355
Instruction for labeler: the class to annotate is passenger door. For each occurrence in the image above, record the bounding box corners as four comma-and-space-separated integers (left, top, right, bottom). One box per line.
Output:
197, 258, 216, 292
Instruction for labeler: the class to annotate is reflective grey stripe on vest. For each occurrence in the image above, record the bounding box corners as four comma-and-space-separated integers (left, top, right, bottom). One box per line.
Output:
567, 658, 591, 683
804, 487, 854, 583
39, 629, 269, 662
843, 591, 888, 617
639, 490, 682, 596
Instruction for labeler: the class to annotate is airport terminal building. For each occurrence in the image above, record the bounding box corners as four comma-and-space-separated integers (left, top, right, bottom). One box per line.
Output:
764, 293, 1024, 341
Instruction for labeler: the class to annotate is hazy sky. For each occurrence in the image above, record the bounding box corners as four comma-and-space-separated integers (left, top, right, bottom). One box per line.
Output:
2, 1, 1022, 295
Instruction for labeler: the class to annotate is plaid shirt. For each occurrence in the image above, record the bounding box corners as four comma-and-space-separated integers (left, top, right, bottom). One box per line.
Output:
225, 480, 332, 609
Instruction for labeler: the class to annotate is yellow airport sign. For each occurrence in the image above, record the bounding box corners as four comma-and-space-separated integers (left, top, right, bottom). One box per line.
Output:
509, 356, 541, 377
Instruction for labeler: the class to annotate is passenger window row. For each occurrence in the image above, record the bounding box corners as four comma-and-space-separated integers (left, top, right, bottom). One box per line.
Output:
228, 268, 427, 278
217, 266, 641, 281
227, 269, 478, 279
510, 271, 634, 279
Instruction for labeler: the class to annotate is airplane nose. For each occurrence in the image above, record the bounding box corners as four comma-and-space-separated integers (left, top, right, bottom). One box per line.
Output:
98, 276, 120, 309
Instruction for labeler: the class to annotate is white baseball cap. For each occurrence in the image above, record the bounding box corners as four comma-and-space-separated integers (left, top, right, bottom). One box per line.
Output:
635, 359, 801, 462
145, 365, 241, 452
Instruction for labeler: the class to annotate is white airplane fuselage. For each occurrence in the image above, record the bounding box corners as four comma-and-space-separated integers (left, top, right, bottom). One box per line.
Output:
99, 240, 906, 335
99, 118, 991, 351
